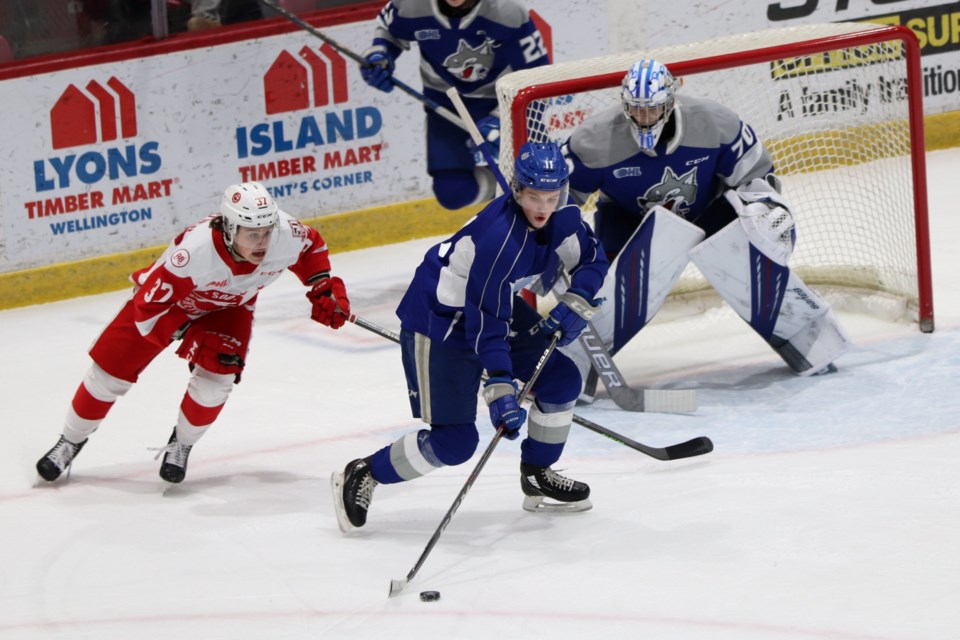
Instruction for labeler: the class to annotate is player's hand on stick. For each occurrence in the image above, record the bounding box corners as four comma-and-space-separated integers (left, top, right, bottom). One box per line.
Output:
307, 276, 350, 329
539, 288, 601, 347
482, 377, 527, 440
361, 49, 395, 93
176, 331, 245, 374
468, 115, 501, 165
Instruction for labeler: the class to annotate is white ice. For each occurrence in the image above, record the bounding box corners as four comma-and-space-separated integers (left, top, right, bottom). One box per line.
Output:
3, 149, 960, 640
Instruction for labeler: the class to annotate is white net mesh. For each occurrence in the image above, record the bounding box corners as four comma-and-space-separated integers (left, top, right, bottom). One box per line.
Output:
496, 23, 930, 328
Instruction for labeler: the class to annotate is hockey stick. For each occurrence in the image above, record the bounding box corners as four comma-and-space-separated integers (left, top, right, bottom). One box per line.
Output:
551, 269, 697, 414
346, 313, 713, 460
258, 0, 469, 133
578, 324, 698, 413
388, 333, 560, 597
445, 87, 510, 193
572, 414, 713, 460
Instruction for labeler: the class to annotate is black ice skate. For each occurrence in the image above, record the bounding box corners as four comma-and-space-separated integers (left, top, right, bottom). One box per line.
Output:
520, 462, 592, 513
157, 428, 193, 484
331, 458, 378, 533
36, 435, 87, 481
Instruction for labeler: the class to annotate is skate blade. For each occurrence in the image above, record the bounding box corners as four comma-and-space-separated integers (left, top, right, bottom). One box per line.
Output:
330, 471, 354, 534
522, 495, 593, 513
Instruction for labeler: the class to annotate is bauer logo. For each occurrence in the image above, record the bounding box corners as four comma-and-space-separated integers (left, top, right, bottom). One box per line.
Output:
35, 77, 163, 193
264, 44, 349, 115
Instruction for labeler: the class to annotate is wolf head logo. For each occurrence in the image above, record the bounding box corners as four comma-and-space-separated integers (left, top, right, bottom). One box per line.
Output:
444, 39, 495, 82
638, 166, 698, 216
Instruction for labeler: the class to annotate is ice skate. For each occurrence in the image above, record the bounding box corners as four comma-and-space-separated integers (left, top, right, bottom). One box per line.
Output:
331, 458, 377, 533
520, 462, 592, 513
36, 435, 87, 481
157, 428, 193, 484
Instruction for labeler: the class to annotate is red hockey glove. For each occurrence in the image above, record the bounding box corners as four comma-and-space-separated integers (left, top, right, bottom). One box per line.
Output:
176, 331, 245, 375
307, 276, 350, 329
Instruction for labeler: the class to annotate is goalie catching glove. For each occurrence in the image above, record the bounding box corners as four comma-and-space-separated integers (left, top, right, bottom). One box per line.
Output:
307, 276, 351, 329
539, 288, 601, 347
482, 377, 527, 440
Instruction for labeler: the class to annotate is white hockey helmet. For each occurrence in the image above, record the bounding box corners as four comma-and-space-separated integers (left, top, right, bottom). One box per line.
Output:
621, 59, 679, 150
220, 182, 278, 242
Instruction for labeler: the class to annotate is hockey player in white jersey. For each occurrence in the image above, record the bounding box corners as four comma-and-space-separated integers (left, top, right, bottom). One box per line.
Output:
35, 182, 351, 484
564, 59, 849, 390
360, 0, 549, 209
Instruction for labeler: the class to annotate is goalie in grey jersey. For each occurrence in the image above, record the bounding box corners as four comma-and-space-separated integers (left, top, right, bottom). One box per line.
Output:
562, 58, 850, 389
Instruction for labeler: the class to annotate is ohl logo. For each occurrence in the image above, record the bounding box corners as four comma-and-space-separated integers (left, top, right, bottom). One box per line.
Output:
264, 43, 349, 115
50, 77, 137, 149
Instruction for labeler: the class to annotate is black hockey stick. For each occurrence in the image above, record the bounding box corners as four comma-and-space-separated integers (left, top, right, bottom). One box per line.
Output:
258, 0, 468, 133
572, 414, 713, 461
346, 314, 712, 461
388, 333, 559, 597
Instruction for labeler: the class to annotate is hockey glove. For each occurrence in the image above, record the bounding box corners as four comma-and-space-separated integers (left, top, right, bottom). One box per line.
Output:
482, 376, 527, 440
361, 49, 395, 93
176, 331, 245, 375
539, 288, 601, 347
469, 115, 501, 167
307, 276, 350, 329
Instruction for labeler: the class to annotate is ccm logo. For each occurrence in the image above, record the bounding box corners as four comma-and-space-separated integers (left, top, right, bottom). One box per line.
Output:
264, 44, 349, 115
50, 77, 137, 150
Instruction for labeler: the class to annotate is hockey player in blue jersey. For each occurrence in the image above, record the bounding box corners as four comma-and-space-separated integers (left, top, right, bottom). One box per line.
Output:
331, 142, 608, 532
360, 0, 549, 209
564, 58, 849, 390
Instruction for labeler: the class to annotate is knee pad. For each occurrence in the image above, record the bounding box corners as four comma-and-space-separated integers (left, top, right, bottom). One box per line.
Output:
427, 423, 479, 466
187, 366, 235, 407
431, 169, 495, 209
83, 363, 134, 401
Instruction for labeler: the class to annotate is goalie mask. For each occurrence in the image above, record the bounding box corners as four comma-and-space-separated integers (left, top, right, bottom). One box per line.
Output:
512, 141, 570, 206
621, 59, 678, 150
220, 182, 278, 244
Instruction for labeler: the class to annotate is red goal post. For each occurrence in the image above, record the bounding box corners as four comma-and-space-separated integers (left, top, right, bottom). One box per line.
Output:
496, 23, 933, 332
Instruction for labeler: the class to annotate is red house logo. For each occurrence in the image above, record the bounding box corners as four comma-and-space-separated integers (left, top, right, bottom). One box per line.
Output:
50, 77, 137, 150
264, 43, 349, 115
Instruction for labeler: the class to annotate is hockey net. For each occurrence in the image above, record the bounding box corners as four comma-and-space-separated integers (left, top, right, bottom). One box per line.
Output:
497, 23, 933, 331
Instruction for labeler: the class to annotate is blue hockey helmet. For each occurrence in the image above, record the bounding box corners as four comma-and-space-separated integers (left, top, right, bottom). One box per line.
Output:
513, 141, 569, 195
621, 59, 678, 150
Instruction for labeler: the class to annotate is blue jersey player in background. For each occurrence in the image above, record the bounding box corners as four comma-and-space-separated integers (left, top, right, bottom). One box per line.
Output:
331, 142, 608, 532
563, 59, 849, 398
360, 0, 549, 209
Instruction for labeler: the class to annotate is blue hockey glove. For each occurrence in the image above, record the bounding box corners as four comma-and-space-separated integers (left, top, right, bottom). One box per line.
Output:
469, 115, 501, 167
482, 376, 527, 440
539, 288, 601, 347
361, 49, 395, 93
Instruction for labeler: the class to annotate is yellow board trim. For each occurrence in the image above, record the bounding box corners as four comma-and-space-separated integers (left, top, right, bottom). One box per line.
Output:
0, 198, 479, 311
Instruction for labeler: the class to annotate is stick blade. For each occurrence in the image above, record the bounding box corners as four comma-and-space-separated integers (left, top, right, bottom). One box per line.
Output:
661, 436, 714, 460
388, 578, 407, 598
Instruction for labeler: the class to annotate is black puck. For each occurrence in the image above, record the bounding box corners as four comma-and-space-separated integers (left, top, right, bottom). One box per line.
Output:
419, 590, 441, 602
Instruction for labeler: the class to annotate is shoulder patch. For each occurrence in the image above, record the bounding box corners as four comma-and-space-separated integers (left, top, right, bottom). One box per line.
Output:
170, 249, 191, 268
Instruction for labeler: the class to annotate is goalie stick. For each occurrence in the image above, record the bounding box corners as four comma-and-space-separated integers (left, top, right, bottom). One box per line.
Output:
388, 334, 559, 597
345, 313, 713, 461
578, 326, 698, 413
258, 0, 469, 133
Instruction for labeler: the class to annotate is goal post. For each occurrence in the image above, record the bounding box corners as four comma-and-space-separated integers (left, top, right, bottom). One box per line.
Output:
497, 23, 933, 332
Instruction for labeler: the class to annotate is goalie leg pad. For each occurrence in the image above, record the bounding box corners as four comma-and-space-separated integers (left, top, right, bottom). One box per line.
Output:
591, 205, 706, 353
769, 289, 851, 376
691, 219, 850, 374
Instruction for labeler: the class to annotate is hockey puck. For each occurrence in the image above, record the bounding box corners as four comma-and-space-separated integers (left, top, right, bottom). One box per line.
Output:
419, 590, 441, 602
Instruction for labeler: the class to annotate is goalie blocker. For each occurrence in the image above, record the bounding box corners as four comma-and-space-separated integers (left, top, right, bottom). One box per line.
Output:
572, 178, 849, 378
